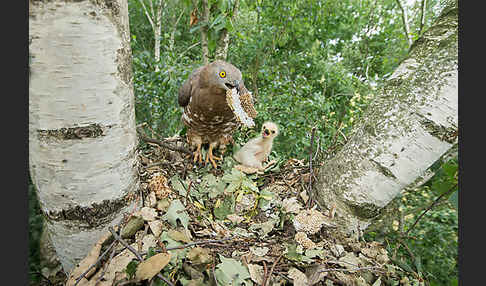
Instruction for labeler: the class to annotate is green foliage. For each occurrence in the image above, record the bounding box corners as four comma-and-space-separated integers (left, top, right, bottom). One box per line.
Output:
365, 157, 458, 285
214, 254, 252, 286
126, 1, 456, 284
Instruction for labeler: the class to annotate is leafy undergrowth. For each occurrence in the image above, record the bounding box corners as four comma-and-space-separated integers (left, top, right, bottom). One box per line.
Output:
64, 137, 421, 286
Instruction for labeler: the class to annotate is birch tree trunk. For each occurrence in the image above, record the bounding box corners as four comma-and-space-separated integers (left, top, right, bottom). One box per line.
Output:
29, 0, 140, 272
396, 0, 413, 47
200, 0, 210, 64
315, 0, 458, 237
214, 0, 240, 61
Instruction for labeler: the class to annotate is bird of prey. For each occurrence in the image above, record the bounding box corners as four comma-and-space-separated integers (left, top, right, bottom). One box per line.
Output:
178, 60, 256, 168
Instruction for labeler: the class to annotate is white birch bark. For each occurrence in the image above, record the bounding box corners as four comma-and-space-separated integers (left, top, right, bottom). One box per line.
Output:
214, 0, 240, 61
29, 0, 140, 272
138, 0, 163, 71
315, 1, 458, 237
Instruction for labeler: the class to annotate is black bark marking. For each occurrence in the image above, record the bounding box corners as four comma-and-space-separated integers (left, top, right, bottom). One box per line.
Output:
37, 123, 113, 141
45, 190, 138, 229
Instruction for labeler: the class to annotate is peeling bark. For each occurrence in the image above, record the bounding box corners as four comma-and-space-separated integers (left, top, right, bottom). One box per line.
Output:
315, 1, 458, 237
29, 0, 140, 272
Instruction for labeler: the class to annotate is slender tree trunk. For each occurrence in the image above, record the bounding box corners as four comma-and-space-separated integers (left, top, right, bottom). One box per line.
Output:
418, 0, 427, 36
396, 0, 413, 47
214, 0, 240, 61
154, 0, 163, 71
200, 0, 210, 64
315, 1, 458, 237
29, 0, 140, 272
138, 0, 163, 71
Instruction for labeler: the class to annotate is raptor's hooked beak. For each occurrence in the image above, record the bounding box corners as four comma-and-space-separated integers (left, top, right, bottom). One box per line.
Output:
225, 80, 240, 91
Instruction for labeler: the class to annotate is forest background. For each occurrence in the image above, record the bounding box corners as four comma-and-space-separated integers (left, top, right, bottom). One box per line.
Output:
28, 0, 458, 285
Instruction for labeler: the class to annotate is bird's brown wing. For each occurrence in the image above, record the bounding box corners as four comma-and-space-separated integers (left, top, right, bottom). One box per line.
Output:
178, 66, 204, 107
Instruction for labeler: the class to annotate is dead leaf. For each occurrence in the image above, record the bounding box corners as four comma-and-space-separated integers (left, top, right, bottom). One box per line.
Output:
148, 220, 163, 238
140, 207, 158, 221
141, 234, 158, 253
66, 231, 112, 286
135, 253, 171, 281
299, 190, 309, 204
189, 9, 198, 26
249, 246, 269, 257
227, 213, 244, 224
305, 265, 328, 285
168, 229, 192, 243
247, 264, 264, 285
288, 267, 308, 286
282, 197, 302, 214
121, 216, 144, 238
187, 247, 212, 264
146, 191, 157, 207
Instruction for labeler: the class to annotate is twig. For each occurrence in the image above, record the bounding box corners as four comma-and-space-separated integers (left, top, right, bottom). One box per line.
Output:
178, 42, 201, 59
325, 275, 346, 286
318, 266, 382, 273
74, 239, 118, 286
96, 241, 118, 283
261, 261, 268, 286
147, 237, 236, 254
405, 183, 457, 236
306, 127, 317, 208
108, 227, 175, 286
264, 254, 283, 286
138, 130, 191, 154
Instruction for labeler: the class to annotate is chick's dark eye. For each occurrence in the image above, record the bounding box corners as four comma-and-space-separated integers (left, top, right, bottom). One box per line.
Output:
271, 130, 275, 134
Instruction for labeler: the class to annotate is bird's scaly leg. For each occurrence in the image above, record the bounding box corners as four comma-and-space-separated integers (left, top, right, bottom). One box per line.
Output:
193, 141, 203, 165
205, 142, 222, 168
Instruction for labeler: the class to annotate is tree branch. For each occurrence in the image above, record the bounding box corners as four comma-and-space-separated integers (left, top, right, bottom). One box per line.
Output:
405, 183, 457, 236
418, 0, 427, 35
108, 227, 175, 286
396, 0, 413, 47
138, 0, 155, 31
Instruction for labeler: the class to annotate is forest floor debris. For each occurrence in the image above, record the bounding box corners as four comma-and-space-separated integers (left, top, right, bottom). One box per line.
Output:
55, 136, 420, 286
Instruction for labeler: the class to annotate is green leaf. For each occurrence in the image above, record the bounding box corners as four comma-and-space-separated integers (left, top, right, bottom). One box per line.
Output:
125, 259, 139, 279
448, 190, 458, 209
213, 195, 235, 220
162, 200, 190, 229
414, 255, 423, 274
170, 175, 187, 196
258, 188, 274, 209
146, 247, 156, 259
284, 244, 303, 262
214, 255, 251, 286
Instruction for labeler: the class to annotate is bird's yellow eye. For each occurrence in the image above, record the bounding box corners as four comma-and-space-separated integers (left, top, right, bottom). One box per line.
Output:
219, 71, 226, 78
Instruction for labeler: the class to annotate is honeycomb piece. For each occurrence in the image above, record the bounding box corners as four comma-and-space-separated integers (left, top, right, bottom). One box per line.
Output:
148, 174, 172, 199
293, 209, 328, 235
226, 88, 255, 127
295, 232, 316, 249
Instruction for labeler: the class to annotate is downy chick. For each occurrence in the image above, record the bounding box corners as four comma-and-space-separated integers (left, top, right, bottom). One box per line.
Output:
233, 122, 279, 171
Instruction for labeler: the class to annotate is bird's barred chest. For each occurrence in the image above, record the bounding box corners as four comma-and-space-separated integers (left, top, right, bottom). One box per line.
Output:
182, 104, 240, 142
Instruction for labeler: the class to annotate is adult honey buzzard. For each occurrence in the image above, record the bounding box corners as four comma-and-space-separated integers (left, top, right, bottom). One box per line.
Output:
178, 60, 256, 168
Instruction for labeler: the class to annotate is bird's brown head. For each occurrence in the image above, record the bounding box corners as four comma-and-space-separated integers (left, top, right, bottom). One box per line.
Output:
201, 60, 244, 92
261, 122, 279, 139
